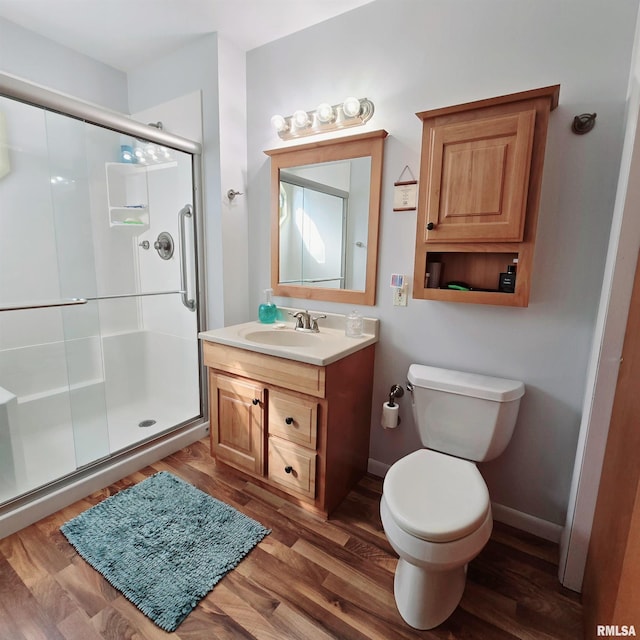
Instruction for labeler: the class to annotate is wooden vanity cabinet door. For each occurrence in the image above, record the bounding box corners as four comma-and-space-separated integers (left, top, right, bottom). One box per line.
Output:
422, 109, 535, 243
210, 373, 264, 476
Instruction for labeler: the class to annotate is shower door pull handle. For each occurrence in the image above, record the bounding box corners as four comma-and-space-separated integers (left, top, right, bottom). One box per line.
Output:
178, 204, 196, 312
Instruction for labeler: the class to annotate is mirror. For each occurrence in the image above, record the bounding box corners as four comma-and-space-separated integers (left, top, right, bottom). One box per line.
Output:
265, 130, 387, 305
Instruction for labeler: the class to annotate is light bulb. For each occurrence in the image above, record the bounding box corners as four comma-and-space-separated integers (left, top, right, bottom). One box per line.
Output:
270, 114, 288, 133
343, 96, 361, 118
293, 110, 310, 128
316, 103, 335, 123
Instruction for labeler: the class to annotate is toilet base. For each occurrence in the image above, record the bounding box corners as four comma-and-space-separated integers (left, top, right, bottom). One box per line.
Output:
394, 558, 467, 629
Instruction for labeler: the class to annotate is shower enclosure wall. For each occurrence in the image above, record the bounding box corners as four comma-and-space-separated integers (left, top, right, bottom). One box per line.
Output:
0, 74, 207, 529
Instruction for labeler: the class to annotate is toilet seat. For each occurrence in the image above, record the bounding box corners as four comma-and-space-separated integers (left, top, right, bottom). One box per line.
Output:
383, 449, 490, 543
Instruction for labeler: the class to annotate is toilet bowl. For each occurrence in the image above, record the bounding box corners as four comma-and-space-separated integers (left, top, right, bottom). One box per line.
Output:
381, 364, 524, 629
381, 449, 492, 629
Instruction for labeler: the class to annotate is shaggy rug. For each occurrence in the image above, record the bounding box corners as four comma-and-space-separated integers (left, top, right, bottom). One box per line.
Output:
60, 471, 270, 631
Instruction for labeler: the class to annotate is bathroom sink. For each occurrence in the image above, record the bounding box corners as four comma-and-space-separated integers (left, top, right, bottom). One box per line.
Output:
243, 329, 319, 347
199, 311, 379, 365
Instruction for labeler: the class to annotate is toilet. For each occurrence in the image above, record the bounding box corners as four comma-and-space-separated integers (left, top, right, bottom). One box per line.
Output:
380, 364, 524, 630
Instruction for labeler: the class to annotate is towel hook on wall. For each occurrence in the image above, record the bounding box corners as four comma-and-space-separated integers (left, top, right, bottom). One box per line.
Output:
572, 113, 597, 135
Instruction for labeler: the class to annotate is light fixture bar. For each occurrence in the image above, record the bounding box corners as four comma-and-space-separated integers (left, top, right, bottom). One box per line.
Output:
271, 97, 374, 140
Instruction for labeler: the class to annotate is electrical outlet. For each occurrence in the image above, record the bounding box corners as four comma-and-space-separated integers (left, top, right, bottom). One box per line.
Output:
393, 286, 408, 307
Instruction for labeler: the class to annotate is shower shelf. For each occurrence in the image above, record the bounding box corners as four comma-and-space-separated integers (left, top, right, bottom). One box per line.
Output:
106, 162, 150, 229
105, 161, 177, 230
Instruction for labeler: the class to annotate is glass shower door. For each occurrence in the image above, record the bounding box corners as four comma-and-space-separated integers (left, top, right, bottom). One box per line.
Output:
0, 95, 201, 506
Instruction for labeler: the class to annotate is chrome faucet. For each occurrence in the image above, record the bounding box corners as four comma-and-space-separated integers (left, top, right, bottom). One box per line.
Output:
289, 310, 326, 333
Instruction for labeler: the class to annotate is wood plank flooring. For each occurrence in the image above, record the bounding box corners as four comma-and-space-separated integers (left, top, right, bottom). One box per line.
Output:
0, 438, 583, 639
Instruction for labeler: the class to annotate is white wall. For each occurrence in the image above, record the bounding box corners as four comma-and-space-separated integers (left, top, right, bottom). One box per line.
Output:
0, 17, 127, 112
560, 11, 640, 590
126, 34, 223, 328
217, 36, 250, 326
246, 0, 639, 528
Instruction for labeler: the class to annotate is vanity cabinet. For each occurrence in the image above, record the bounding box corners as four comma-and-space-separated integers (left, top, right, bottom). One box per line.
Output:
412, 85, 560, 307
204, 340, 375, 516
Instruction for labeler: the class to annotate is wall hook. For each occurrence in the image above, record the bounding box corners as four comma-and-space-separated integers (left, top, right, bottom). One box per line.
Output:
227, 189, 243, 201
572, 113, 597, 135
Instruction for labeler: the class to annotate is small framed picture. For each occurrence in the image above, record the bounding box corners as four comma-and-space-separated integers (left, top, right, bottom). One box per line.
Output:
390, 273, 405, 288
393, 180, 418, 211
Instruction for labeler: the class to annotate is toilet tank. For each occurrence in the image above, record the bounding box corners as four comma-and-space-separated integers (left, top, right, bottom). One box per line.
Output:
407, 364, 525, 462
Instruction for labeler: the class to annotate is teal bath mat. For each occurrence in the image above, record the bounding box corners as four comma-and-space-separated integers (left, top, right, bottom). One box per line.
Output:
60, 471, 269, 631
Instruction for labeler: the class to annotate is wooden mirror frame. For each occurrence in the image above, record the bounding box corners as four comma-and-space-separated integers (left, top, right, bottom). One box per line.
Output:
265, 129, 387, 306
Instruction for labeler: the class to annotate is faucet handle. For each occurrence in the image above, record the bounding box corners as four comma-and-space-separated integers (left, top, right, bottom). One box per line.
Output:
310, 314, 326, 331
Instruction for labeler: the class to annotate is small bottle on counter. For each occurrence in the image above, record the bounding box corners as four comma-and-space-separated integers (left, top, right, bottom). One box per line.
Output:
258, 288, 278, 323
345, 309, 363, 337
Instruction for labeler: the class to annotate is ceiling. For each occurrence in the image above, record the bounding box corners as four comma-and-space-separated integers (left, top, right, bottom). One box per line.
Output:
0, 0, 375, 72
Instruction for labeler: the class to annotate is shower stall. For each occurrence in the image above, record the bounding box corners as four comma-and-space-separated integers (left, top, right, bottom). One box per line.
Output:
0, 74, 207, 528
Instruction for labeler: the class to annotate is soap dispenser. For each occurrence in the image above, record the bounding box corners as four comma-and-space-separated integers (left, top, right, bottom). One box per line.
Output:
258, 288, 277, 323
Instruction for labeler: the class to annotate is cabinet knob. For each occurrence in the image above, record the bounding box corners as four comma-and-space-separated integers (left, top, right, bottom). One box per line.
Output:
284, 466, 293, 474
426, 222, 435, 231
252, 398, 260, 405
285, 417, 294, 425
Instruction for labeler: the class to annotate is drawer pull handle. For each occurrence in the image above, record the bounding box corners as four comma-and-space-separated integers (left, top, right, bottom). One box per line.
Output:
252, 398, 260, 405
285, 417, 294, 425
284, 466, 293, 474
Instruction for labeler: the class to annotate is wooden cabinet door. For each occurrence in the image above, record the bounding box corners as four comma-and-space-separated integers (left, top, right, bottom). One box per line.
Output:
210, 373, 264, 475
422, 109, 535, 243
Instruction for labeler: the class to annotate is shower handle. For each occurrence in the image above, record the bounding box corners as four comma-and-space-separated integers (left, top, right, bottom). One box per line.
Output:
178, 204, 196, 312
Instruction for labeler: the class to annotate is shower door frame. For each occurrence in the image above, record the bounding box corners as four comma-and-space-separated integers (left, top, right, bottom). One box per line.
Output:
0, 72, 209, 518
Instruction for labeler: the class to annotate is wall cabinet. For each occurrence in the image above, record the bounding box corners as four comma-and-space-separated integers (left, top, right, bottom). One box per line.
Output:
412, 85, 560, 307
204, 341, 375, 516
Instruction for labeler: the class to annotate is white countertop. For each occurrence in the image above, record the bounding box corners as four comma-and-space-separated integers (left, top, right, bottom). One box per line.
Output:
199, 309, 378, 366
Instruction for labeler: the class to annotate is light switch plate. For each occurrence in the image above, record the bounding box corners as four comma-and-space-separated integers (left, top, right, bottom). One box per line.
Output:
393, 286, 408, 306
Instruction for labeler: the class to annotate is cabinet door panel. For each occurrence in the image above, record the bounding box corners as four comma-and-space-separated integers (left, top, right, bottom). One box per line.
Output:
211, 373, 264, 475
424, 110, 535, 242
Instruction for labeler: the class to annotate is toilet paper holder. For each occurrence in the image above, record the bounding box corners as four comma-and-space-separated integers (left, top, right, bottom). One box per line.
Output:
388, 384, 404, 406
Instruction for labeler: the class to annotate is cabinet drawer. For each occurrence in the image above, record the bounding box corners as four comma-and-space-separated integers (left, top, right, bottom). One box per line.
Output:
268, 437, 316, 499
269, 390, 317, 449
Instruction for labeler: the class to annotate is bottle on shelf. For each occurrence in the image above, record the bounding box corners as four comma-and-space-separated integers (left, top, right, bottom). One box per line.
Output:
498, 260, 517, 293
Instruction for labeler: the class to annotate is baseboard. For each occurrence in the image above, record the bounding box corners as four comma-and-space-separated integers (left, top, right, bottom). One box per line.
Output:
367, 457, 563, 543
0, 422, 208, 539
367, 457, 391, 478
490, 502, 563, 543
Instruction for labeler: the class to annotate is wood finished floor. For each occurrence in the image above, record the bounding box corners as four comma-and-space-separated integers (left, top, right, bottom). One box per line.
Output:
0, 438, 583, 640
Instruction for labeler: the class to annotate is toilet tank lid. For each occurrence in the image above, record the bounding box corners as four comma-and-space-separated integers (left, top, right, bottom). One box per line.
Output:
408, 364, 524, 402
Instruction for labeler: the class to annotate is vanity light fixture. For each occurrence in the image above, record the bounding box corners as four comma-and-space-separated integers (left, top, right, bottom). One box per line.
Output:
271, 97, 374, 140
